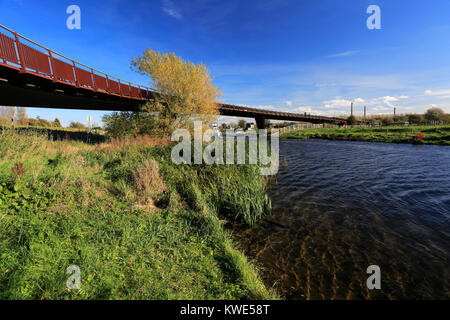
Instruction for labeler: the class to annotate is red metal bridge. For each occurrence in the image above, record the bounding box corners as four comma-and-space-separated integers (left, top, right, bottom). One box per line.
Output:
0, 24, 347, 128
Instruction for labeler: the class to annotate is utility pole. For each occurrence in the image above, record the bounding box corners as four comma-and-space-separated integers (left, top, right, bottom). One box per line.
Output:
351, 102, 354, 117
394, 107, 396, 117
364, 106, 367, 119
87, 115, 92, 133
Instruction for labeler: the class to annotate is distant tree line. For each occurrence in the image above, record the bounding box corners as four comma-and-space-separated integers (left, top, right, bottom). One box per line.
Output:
0, 106, 94, 130
348, 107, 449, 125
0, 106, 63, 128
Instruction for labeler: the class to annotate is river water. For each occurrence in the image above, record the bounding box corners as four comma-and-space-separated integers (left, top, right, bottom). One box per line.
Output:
233, 139, 449, 299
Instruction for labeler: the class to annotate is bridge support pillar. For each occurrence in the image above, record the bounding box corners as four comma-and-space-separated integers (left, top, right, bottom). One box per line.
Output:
255, 117, 268, 130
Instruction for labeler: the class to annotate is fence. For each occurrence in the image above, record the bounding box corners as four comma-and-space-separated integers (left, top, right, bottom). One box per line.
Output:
277, 123, 339, 134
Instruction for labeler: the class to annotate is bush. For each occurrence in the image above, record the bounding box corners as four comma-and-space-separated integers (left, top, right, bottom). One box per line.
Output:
381, 117, 394, 126
28, 118, 53, 128
53, 118, 62, 128
68, 121, 86, 130
347, 115, 357, 125
0, 116, 9, 127
102, 112, 159, 138
132, 159, 167, 200
424, 108, 445, 121
408, 114, 423, 124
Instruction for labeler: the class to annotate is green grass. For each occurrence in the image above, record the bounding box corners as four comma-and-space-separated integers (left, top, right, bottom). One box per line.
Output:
0, 125, 106, 144
281, 125, 450, 145
0, 130, 277, 300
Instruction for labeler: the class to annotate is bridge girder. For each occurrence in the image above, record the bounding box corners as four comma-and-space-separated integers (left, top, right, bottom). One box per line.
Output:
1, 65, 346, 126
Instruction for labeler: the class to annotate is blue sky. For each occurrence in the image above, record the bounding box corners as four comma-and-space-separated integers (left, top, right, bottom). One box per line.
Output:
1, 0, 450, 126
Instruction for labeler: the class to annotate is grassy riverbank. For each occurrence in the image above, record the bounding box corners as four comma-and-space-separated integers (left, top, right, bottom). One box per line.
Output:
280, 125, 450, 145
0, 130, 276, 300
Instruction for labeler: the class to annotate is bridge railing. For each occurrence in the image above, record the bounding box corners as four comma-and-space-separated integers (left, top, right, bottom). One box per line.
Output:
0, 24, 152, 100
219, 104, 347, 124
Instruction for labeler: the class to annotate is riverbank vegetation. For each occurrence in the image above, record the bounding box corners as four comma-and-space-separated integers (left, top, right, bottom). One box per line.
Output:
0, 48, 279, 300
1, 106, 103, 134
281, 125, 450, 145
346, 108, 449, 126
0, 130, 275, 299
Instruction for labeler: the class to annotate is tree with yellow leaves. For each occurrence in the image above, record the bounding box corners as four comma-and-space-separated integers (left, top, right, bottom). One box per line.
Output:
132, 49, 220, 135
15, 107, 28, 126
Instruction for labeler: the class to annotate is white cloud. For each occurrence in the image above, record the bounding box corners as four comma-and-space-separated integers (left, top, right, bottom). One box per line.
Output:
321, 98, 364, 109
285, 100, 293, 107
292, 106, 314, 113
425, 89, 450, 96
323, 99, 352, 109
162, 0, 182, 20
372, 105, 391, 112
383, 100, 396, 108
328, 50, 360, 58
349, 95, 409, 106
378, 96, 398, 102
291, 107, 349, 117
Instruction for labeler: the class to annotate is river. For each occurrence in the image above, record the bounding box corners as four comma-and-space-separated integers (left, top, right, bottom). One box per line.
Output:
233, 139, 449, 299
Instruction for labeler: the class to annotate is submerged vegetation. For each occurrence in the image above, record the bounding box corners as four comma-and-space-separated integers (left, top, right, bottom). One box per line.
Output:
281, 125, 450, 145
0, 130, 275, 299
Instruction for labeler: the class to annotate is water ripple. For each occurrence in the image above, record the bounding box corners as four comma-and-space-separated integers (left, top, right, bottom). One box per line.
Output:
233, 139, 450, 300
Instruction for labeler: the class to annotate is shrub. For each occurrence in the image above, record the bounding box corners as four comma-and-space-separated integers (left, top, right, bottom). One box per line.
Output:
53, 118, 62, 128
133, 159, 167, 200
27, 118, 53, 128
347, 115, 357, 125
0, 116, 9, 126
408, 114, 423, 124
424, 108, 445, 121
103, 112, 159, 138
381, 117, 394, 126
69, 121, 86, 130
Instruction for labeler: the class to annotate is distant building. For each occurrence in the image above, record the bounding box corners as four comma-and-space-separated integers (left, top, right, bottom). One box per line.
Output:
394, 121, 410, 126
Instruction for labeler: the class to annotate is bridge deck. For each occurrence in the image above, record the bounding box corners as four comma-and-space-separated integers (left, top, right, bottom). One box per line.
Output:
0, 24, 347, 126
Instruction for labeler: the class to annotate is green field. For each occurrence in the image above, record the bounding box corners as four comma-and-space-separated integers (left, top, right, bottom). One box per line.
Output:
0, 130, 277, 300
280, 125, 450, 145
